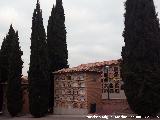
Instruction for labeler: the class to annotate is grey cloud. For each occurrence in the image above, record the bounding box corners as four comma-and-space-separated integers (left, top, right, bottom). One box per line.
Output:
0, 0, 160, 75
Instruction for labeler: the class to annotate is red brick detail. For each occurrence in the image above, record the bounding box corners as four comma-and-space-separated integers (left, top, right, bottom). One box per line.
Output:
97, 99, 133, 115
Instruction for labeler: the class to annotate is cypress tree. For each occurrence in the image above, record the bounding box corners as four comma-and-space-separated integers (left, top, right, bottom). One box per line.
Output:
47, 0, 68, 112
47, 0, 68, 71
47, 4, 56, 113
0, 36, 12, 82
6, 26, 23, 116
0, 79, 2, 114
122, 0, 160, 116
0, 83, 3, 113
29, 0, 49, 117
0, 33, 12, 114
54, 0, 68, 69
0, 43, 4, 113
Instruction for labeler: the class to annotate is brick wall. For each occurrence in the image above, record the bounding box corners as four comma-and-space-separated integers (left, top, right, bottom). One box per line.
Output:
98, 99, 133, 115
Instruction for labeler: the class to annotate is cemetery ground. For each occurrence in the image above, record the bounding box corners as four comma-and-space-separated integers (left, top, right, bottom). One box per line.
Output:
1, 114, 160, 120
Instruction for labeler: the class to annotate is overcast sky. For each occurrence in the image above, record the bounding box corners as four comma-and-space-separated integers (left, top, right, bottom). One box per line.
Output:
0, 0, 160, 76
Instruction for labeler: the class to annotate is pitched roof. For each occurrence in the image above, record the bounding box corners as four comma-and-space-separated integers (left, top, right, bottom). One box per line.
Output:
54, 59, 120, 74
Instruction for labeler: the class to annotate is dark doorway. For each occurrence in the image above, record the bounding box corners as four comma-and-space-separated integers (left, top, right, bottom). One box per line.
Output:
90, 103, 96, 113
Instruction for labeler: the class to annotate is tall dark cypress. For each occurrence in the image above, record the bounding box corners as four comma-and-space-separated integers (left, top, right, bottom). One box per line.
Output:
0, 37, 7, 113
47, 0, 68, 112
0, 51, 2, 114
0, 36, 12, 82
28, 0, 49, 117
122, 0, 160, 116
47, 4, 56, 113
7, 26, 23, 116
55, 0, 68, 69
47, 0, 68, 71
0, 31, 12, 114
0, 83, 3, 113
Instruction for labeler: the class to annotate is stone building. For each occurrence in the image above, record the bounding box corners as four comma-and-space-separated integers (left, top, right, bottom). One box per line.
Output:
53, 59, 130, 115
0, 59, 131, 115
54, 69, 101, 114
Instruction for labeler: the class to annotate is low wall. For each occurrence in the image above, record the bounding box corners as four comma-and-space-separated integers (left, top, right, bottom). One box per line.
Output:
99, 99, 133, 115
54, 107, 88, 115
22, 89, 29, 114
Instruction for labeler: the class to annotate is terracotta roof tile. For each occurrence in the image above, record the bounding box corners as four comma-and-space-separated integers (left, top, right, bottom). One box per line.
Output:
54, 59, 120, 74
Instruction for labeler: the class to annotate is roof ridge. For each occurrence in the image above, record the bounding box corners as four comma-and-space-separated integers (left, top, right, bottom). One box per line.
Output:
54, 59, 120, 74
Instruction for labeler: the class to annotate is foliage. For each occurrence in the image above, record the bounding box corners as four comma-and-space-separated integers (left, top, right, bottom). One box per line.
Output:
0, 84, 3, 113
47, 0, 68, 112
122, 0, 160, 116
6, 25, 23, 117
28, 0, 50, 117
